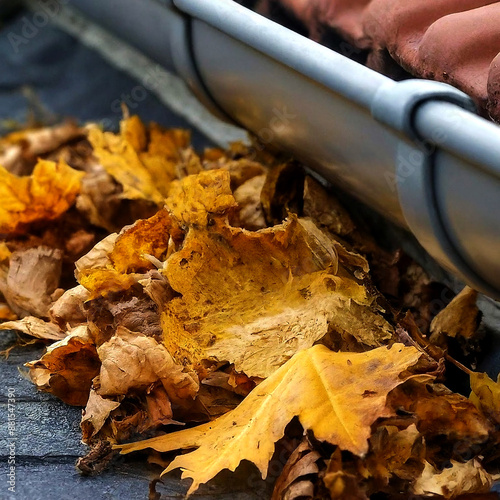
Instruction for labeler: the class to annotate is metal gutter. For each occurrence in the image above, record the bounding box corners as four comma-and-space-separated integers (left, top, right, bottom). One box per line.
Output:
66, 0, 500, 300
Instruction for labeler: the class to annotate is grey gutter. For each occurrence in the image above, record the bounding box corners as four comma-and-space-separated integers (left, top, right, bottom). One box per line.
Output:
67, 0, 500, 300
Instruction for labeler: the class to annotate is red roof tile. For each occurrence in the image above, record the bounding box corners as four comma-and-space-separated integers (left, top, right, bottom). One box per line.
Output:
265, 0, 500, 122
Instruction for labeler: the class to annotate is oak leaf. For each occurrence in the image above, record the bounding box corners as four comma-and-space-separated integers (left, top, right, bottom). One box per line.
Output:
118, 343, 423, 495
0, 158, 84, 234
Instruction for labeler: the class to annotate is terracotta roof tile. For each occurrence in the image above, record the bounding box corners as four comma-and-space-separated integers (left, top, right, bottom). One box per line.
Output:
264, 0, 500, 122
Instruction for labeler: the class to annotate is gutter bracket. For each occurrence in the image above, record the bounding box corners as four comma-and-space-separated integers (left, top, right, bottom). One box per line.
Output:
168, 3, 236, 123
372, 80, 499, 297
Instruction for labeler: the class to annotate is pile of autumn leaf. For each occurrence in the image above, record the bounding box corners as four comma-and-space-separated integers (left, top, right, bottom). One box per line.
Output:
0, 116, 499, 499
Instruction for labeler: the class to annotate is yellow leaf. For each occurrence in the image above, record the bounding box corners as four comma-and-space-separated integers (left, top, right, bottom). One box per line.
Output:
470, 371, 500, 424
118, 343, 422, 495
161, 170, 393, 377
88, 117, 189, 204
0, 158, 84, 234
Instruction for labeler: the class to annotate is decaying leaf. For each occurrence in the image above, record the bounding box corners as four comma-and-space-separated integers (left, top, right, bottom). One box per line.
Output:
118, 344, 424, 495
97, 326, 198, 401
430, 286, 481, 344
0, 316, 65, 340
2, 115, 499, 499
161, 169, 393, 377
470, 372, 500, 425
26, 325, 100, 406
0, 246, 63, 318
81, 388, 121, 438
0, 158, 84, 234
272, 439, 322, 500
412, 460, 494, 498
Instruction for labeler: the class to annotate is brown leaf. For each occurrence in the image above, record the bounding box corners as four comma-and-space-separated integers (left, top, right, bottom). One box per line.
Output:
97, 326, 198, 401
0, 316, 65, 341
412, 460, 494, 498
272, 439, 322, 500
49, 285, 90, 329
0, 246, 62, 318
81, 388, 121, 439
26, 325, 100, 405
430, 286, 481, 344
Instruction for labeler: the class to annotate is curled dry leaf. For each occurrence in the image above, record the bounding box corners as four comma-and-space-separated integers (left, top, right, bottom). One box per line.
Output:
0, 158, 84, 234
272, 439, 322, 500
88, 116, 190, 205
470, 372, 500, 425
0, 121, 84, 175
97, 326, 199, 402
412, 460, 494, 498
26, 326, 100, 406
0, 246, 63, 318
117, 344, 423, 495
49, 285, 90, 328
0, 316, 65, 341
81, 388, 121, 439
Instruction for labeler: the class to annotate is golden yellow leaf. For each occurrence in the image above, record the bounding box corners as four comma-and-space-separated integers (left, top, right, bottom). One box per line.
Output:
118, 343, 423, 495
0, 158, 84, 234
88, 117, 189, 204
161, 170, 392, 377
109, 209, 182, 274
470, 371, 500, 424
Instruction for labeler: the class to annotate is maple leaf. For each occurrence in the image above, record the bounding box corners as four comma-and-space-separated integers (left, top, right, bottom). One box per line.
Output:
0, 158, 84, 234
118, 344, 423, 495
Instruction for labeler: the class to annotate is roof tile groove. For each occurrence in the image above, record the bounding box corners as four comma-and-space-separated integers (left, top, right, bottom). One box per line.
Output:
263, 0, 500, 122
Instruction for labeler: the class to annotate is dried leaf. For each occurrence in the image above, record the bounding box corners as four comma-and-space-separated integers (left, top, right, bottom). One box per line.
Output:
0, 158, 84, 234
81, 388, 121, 438
0, 316, 65, 340
233, 174, 267, 230
49, 285, 90, 328
118, 344, 423, 495
412, 460, 493, 498
162, 170, 392, 377
470, 372, 500, 425
97, 326, 198, 402
88, 117, 188, 205
430, 286, 481, 343
26, 325, 100, 406
272, 439, 322, 500
0, 246, 62, 318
